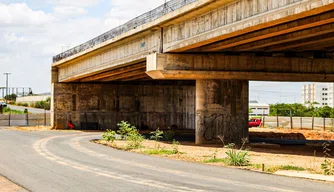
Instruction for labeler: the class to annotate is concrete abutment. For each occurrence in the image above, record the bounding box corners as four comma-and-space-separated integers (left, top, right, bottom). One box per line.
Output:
52, 81, 196, 130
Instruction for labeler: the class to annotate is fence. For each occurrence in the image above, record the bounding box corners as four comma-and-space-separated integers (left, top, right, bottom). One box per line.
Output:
0, 112, 50, 127
261, 116, 334, 130
52, 0, 198, 62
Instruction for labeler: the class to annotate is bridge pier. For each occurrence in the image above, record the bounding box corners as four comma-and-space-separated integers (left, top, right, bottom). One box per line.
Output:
195, 79, 249, 145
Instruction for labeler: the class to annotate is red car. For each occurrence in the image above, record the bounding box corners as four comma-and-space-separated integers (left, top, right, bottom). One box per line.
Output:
248, 118, 261, 128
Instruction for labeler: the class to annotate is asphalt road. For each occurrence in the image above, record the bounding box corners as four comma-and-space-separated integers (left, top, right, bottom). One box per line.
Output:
7, 105, 49, 114
0, 127, 333, 192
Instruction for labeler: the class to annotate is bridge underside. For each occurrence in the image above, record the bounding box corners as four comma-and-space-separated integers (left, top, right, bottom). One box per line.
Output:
52, 3, 334, 144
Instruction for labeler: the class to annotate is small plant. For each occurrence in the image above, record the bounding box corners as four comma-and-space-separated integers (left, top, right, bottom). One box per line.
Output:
280, 165, 306, 171
117, 121, 137, 140
204, 158, 227, 163
321, 141, 334, 175
150, 128, 164, 141
225, 138, 250, 166
164, 130, 175, 141
204, 148, 225, 163
126, 130, 144, 150
212, 148, 218, 160
102, 129, 117, 142
144, 148, 176, 155
217, 135, 226, 147
150, 128, 164, 150
172, 139, 180, 154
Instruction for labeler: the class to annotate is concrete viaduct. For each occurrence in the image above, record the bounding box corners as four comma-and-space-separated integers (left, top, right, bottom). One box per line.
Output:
51, 0, 334, 144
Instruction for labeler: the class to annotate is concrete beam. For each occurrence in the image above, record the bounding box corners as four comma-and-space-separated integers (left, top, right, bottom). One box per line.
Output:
100, 69, 146, 82
267, 33, 334, 51
146, 53, 334, 82
80, 63, 146, 82
119, 74, 151, 81
197, 11, 334, 52
229, 24, 334, 51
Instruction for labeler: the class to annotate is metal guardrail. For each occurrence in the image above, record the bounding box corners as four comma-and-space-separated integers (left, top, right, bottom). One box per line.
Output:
53, 0, 198, 63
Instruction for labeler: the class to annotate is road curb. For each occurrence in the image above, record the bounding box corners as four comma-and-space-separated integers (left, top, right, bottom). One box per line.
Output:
0, 175, 28, 192
275, 171, 334, 183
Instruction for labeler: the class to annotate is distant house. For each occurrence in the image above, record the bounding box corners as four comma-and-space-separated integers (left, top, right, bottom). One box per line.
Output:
249, 100, 270, 117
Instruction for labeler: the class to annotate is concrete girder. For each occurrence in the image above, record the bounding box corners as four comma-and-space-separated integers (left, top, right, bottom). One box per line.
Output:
100, 69, 146, 82
325, 45, 334, 51
196, 11, 334, 52
146, 53, 334, 82
79, 63, 146, 82
297, 41, 334, 51
266, 33, 334, 52
228, 24, 334, 52
118, 74, 151, 81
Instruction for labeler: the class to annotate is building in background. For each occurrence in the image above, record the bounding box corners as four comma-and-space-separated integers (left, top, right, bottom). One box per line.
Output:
249, 100, 270, 117
302, 83, 334, 107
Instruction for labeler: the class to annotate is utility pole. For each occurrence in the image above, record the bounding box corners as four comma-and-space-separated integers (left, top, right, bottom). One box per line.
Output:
4, 73, 11, 103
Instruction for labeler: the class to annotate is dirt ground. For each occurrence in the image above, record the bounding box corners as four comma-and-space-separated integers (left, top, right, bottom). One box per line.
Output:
250, 128, 334, 140
97, 128, 334, 174
0, 176, 27, 192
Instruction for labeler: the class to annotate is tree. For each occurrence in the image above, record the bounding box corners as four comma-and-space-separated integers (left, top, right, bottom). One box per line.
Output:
317, 106, 332, 118
5, 94, 17, 101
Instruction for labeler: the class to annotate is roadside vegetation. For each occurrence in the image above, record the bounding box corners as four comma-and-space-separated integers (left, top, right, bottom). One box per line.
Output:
16, 97, 51, 110
4, 94, 51, 110
270, 103, 334, 118
96, 121, 334, 177
1, 107, 25, 115
98, 121, 182, 155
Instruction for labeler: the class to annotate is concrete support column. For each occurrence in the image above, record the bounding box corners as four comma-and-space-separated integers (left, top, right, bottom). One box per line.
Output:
51, 68, 59, 128
196, 80, 249, 145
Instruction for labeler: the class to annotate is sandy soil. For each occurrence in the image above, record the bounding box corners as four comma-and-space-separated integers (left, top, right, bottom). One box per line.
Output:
0, 176, 27, 192
97, 136, 333, 174
250, 128, 334, 140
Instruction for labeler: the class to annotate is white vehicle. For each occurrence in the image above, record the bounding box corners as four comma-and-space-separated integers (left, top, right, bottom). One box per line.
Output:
0, 102, 7, 107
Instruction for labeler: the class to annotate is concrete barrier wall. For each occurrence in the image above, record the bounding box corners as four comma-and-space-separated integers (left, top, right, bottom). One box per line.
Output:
16, 95, 50, 104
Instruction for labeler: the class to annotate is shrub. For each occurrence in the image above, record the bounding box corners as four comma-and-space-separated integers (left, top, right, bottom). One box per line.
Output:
172, 139, 180, 154
117, 121, 137, 140
224, 138, 250, 166
102, 130, 117, 142
114, 121, 144, 150
321, 141, 334, 175
321, 160, 334, 175
164, 130, 175, 141
126, 131, 144, 150
150, 128, 164, 141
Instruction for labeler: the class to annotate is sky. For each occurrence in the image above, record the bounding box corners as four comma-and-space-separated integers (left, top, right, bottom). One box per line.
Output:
0, 0, 313, 104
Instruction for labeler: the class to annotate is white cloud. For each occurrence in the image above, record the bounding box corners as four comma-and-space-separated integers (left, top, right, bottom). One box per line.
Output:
103, 0, 166, 30
53, 6, 87, 17
0, 3, 54, 26
46, 0, 100, 7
